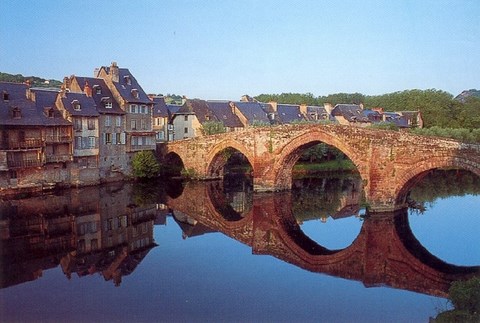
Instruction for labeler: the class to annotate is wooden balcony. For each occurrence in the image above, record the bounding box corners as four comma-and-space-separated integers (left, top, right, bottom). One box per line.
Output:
7, 159, 44, 169
0, 139, 44, 150
45, 135, 72, 144
46, 154, 72, 163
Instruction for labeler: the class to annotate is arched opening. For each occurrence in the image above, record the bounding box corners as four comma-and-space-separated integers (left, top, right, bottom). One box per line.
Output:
207, 180, 253, 221
163, 152, 185, 178
281, 140, 365, 250
401, 168, 480, 266
207, 147, 253, 185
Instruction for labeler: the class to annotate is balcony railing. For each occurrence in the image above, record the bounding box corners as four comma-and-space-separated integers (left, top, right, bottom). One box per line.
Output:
46, 154, 72, 163
129, 144, 156, 151
45, 135, 72, 143
0, 139, 44, 150
7, 159, 44, 168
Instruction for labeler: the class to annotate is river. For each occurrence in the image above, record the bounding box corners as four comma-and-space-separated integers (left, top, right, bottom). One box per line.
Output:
0, 169, 479, 322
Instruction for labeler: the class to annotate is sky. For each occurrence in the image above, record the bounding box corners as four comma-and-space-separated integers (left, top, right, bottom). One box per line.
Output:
1, 0, 479, 100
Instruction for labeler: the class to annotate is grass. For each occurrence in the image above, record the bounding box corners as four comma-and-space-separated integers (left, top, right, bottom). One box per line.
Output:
293, 160, 356, 173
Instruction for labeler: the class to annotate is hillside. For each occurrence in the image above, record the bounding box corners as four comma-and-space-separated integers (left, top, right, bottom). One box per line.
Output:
0, 72, 62, 88
455, 89, 480, 103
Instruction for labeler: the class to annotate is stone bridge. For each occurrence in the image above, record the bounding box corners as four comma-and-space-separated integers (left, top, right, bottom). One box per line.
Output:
164, 124, 480, 212
167, 182, 480, 298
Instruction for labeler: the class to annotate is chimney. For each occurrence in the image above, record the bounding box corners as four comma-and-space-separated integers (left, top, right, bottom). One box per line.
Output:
324, 103, 333, 115
84, 81, 92, 97
268, 101, 278, 113
93, 68, 100, 78
359, 103, 364, 110
63, 76, 71, 91
229, 101, 236, 114
299, 104, 307, 116
110, 61, 119, 82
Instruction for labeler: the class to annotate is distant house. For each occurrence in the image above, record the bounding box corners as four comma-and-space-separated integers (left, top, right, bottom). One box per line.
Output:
399, 111, 423, 128
330, 104, 370, 126
150, 95, 169, 142
305, 105, 335, 122
171, 99, 208, 140
266, 102, 309, 124
207, 100, 246, 131
233, 101, 270, 126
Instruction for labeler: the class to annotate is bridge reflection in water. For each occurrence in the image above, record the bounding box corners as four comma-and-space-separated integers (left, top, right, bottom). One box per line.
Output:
167, 180, 480, 298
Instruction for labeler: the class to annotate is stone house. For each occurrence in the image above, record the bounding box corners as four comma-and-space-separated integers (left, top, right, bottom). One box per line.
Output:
265, 102, 310, 124
96, 62, 156, 157
329, 104, 371, 127
171, 99, 211, 140
68, 76, 127, 180
0, 82, 73, 191
206, 100, 246, 131
232, 101, 270, 126
151, 95, 170, 142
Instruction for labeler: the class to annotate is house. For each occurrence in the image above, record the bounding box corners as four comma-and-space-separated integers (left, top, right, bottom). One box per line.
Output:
267, 102, 309, 124
206, 100, 246, 131
305, 105, 335, 122
0, 82, 72, 190
96, 62, 156, 155
330, 104, 370, 126
171, 99, 212, 140
68, 76, 128, 178
150, 95, 170, 142
399, 111, 424, 128
233, 101, 270, 126
56, 87, 99, 170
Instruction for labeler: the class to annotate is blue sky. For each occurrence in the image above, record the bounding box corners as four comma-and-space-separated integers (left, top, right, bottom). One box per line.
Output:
1, 0, 478, 100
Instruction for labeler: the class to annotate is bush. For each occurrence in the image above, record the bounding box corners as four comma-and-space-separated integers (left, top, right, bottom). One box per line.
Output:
131, 151, 161, 179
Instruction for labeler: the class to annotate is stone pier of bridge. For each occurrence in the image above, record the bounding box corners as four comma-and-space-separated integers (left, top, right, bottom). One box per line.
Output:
163, 124, 480, 212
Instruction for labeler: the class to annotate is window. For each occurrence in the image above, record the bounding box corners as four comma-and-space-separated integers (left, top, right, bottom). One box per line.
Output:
93, 85, 101, 94
44, 107, 54, 118
2, 91, 9, 101
131, 120, 137, 130
74, 118, 82, 131
140, 105, 145, 114
129, 104, 137, 113
12, 107, 21, 119
87, 118, 95, 130
184, 115, 188, 122
131, 89, 139, 99
105, 133, 112, 144
115, 116, 121, 127
72, 100, 81, 111
105, 101, 112, 109
75, 136, 82, 149
115, 133, 122, 144
88, 136, 95, 148
105, 115, 111, 126
141, 119, 146, 130
184, 127, 188, 134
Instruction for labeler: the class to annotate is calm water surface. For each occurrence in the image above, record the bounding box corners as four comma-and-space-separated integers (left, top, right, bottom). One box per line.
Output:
0, 170, 479, 322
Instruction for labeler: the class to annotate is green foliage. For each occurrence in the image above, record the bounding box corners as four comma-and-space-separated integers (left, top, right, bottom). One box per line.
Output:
254, 89, 480, 130
131, 151, 161, 179
0, 72, 62, 88
410, 126, 480, 143
201, 121, 226, 135
180, 168, 198, 179
435, 277, 480, 322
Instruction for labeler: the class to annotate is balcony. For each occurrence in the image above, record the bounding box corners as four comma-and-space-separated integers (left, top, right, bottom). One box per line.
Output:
0, 139, 44, 150
45, 135, 72, 144
129, 144, 156, 151
46, 154, 72, 163
7, 159, 44, 169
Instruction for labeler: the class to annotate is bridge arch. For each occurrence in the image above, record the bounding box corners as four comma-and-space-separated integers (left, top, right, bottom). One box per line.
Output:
395, 155, 480, 206
205, 139, 254, 179
271, 129, 368, 191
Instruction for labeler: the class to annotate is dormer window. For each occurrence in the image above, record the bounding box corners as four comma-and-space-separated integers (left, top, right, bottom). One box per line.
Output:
72, 99, 81, 111
124, 75, 132, 85
101, 97, 112, 108
131, 89, 139, 99
93, 85, 101, 95
12, 107, 21, 119
2, 91, 9, 101
44, 107, 54, 118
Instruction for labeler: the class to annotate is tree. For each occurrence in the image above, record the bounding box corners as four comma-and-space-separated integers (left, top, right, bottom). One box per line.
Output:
201, 121, 226, 135
131, 151, 161, 179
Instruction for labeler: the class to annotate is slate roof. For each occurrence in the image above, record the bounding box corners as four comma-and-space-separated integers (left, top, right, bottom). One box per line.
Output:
277, 104, 307, 123
151, 96, 169, 118
60, 92, 99, 117
331, 104, 370, 123
362, 109, 382, 122
233, 101, 270, 124
74, 77, 124, 115
0, 82, 71, 126
306, 105, 335, 122
206, 100, 244, 128
104, 66, 151, 104
383, 112, 409, 128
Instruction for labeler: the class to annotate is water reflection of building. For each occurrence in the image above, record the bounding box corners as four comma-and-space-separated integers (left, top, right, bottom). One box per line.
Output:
0, 183, 158, 288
